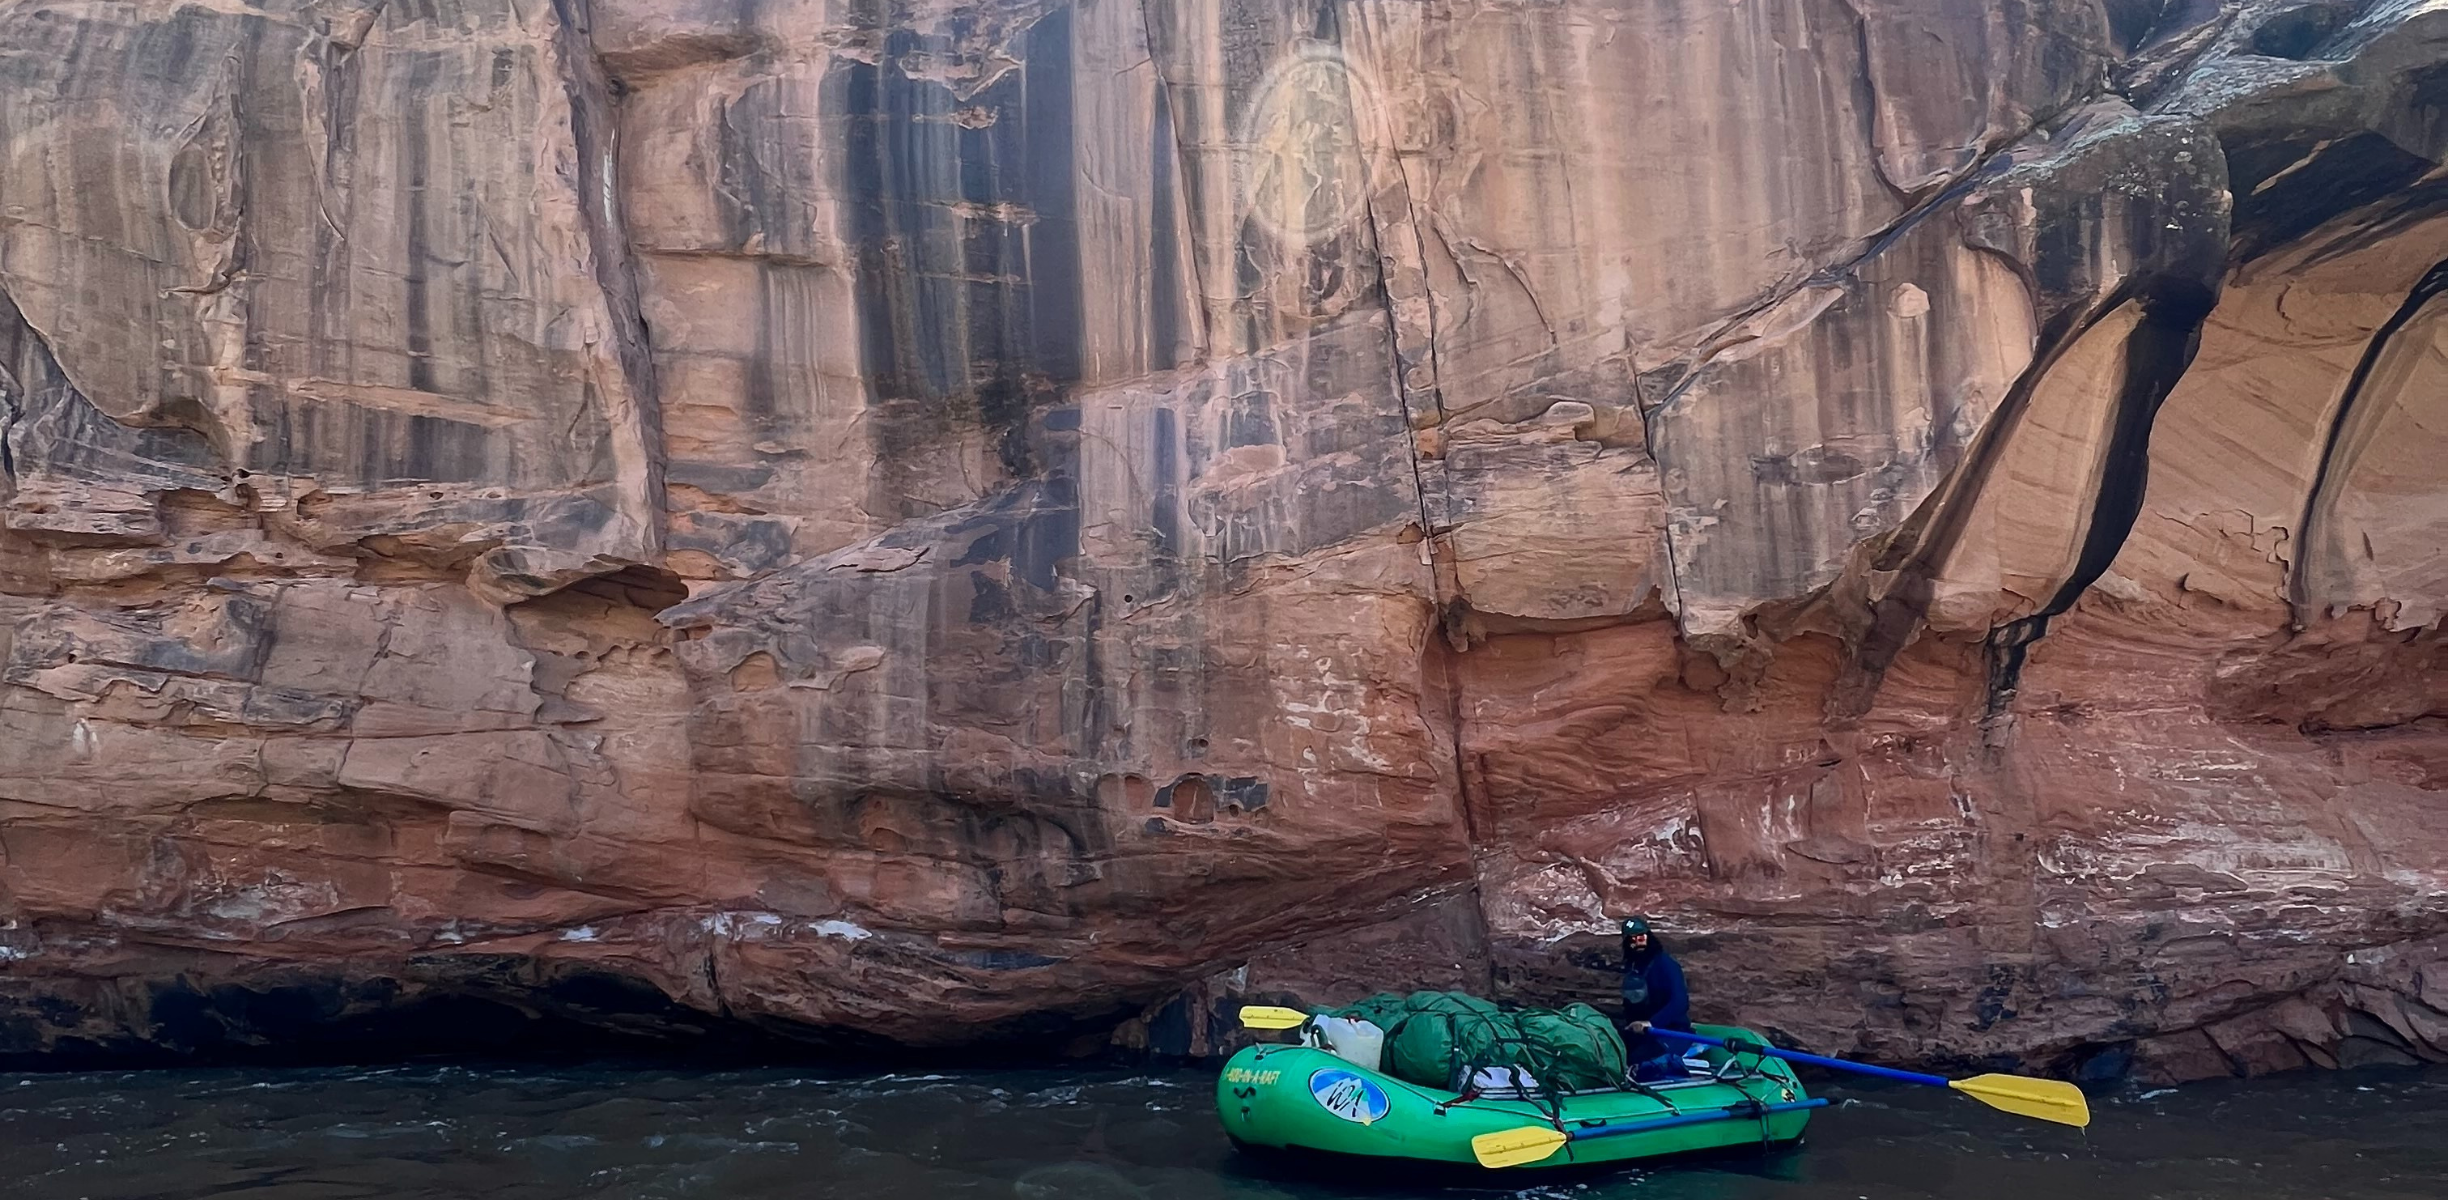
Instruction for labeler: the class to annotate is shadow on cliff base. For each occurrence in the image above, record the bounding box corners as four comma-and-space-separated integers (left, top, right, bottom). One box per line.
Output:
0, 961, 1141, 1073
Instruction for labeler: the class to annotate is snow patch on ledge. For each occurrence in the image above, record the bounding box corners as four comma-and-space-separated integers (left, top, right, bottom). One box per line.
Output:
698, 911, 870, 942
701, 911, 786, 937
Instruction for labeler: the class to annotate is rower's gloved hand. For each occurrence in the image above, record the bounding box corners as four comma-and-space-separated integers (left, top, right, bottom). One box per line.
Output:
1626, 1020, 1650, 1033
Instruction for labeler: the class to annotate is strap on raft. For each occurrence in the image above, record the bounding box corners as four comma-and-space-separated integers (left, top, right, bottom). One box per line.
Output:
1471, 1097, 1828, 1168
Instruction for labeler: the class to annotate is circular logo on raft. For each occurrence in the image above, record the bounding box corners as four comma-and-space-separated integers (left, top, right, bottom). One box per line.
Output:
1307, 1069, 1390, 1125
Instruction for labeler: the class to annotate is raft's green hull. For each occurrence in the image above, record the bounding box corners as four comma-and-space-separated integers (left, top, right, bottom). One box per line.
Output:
1215, 1023, 1811, 1171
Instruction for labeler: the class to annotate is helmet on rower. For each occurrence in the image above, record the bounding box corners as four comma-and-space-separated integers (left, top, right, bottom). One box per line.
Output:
1619, 916, 1655, 960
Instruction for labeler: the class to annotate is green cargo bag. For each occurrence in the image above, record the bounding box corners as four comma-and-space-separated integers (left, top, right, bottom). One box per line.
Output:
1327, 991, 1627, 1092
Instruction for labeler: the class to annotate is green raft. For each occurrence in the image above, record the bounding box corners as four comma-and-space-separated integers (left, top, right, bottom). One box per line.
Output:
1215, 1023, 1817, 1171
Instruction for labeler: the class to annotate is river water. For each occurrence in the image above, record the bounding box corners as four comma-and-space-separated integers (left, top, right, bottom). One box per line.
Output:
2, 1060, 2441, 1200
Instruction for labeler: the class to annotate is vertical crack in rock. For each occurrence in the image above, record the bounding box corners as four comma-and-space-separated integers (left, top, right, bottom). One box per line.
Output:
548, 0, 667, 561
1331, 6, 1452, 590
1983, 274, 2219, 711
328, 0, 388, 57
1832, 0, 1917, 204
0, 289, 20, 492
1135, 1, 1212, 359
1323, 3, 1460, 627
701, 936, 732, 1022
2288, 255, 2448, 622
1327, 5, 1487, 918
303, 7, 361, 373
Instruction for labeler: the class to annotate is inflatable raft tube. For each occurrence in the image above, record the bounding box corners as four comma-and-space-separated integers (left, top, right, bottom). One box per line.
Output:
1215, 1023, 1816, 1171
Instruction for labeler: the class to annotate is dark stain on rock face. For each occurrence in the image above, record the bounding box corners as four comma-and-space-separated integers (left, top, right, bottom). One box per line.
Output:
979, 375, 1035, 475
1219, 776, 1268, 812
262, 403, 492, 486
1021, 6, 1083, 385
2290, 257, 2448, 616
1148, 78, 1185, 369
1845, 124, 2228, 719
2025, 194, 2096, 308
665, 459, 777, 495
1150, 406, 1182, 556
2226, 131, 2432, 263
2249, 3, 2354, 61
745, 264, 813, 424
0, 285, 218, 487
965, 570, 1015, 623
944, 475, 1081, 597
858, 788, 1109, 914
715, 81, 825, 266
841, 34, 930, 401
1224, 389, 1279, 449
841, 6, 1084, 433
1987, 273, 2218, 707
1198, 440, 1412, 576
951, 514, 1011, 567
1012, 473, 1079, 592
1751, 446, 1869, 487
665, 511, 788, 573
310, 25, 364, 385
401, 51, 441, 395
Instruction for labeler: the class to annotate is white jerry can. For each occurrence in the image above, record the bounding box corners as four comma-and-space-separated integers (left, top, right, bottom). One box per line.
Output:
1303, 1015, 1386, 1072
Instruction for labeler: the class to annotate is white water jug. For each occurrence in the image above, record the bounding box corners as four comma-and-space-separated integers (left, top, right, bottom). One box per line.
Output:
1302, 1015, 1385, 1072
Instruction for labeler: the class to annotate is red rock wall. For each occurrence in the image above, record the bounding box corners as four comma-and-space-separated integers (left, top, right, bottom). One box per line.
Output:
1, 0, 2444, 1080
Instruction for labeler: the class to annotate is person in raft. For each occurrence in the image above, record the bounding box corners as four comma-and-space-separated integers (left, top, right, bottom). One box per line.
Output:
1617, 916, 1693, 1081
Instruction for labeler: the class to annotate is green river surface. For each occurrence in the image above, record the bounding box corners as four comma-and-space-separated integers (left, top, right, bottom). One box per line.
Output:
2, 1061, 2441, 1199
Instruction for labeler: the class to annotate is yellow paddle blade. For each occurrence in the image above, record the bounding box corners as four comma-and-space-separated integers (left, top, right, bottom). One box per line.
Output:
1235, 1005, 1310, 1030
1950, 1074, 2091, 1128
1470, 1125, 1568, 1169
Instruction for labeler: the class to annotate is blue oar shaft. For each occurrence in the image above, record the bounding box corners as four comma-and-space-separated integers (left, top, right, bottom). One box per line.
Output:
1571, 1098, 1827, 1144
1648, 1028, 1950, 1088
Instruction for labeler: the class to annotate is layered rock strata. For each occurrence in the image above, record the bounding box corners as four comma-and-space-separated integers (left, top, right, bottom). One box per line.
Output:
2, 0, 2445, 1081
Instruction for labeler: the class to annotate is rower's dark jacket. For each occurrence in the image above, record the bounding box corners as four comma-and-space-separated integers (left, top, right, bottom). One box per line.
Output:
1620, 937, 1691, 1034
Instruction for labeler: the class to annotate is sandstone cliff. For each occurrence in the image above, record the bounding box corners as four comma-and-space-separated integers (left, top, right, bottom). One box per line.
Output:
3, 0, 2445, 1082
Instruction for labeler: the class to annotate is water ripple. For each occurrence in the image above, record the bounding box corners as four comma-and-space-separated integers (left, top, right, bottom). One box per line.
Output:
0, 1064, 2440, 1199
